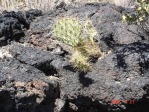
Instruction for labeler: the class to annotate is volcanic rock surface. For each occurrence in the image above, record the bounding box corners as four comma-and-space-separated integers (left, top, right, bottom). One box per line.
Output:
0, 2, 149, 112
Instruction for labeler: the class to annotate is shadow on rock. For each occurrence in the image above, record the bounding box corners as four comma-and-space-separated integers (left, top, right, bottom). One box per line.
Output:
64, 96, 107, 112
79, 72, 94, 87
114, 42, 149, 75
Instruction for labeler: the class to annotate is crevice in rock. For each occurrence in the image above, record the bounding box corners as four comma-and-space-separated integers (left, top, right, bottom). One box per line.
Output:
100, 33, 116, 50
34, 83, 60, 112
59, 50, 69, 57
138, 55, 149, 76
0, 91, 16, 112
90, 56, 99, 63
0, 9, 42, 47
64, 96, 107, 112
14, 58, 58, 77
127, 28, 146, 41
36, 63, 58, 76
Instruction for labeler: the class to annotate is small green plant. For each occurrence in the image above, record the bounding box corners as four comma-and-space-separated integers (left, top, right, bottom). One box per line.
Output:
122, 0, 149, 32
53, 17, 84, 47
53, 17, 102, 72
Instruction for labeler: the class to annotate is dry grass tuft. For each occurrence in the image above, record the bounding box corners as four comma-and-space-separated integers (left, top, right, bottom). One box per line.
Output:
0, 0, 136, 12
0, 0, 58, 11
113, 0, 136, 8
0, 0, 78, 12
70, 50, 91, 72
76, 41, 102, 58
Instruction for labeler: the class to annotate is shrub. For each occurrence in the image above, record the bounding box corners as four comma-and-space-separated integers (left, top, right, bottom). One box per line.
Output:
53, 17, 102, 72
122, 0, 149, 32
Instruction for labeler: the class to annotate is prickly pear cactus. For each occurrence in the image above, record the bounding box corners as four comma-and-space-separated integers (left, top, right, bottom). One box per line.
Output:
84, 19, 98, 43
53, 17, 101, 72
53, 17, 84, 47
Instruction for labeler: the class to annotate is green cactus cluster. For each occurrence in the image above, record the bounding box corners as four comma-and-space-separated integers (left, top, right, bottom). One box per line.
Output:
53, 17, 84, 47
53, 17, 102, 72
122, 0, 149, 27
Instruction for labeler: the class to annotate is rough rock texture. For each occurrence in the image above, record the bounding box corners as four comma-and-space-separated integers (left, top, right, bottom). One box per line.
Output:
0, 43, 63, 112
28, 3, 148, 52
60, 42, 149, 112
0, 42, 69, 77
0, 57, 60, 112
0, 9, 42, 47
0, 2, 149, 112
